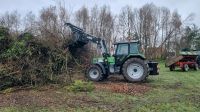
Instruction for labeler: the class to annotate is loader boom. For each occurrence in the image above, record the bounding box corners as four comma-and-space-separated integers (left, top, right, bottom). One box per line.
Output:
65, 23, 108, 55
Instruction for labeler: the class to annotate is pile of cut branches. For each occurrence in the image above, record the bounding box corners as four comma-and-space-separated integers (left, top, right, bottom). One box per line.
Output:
0, 27, 71, 90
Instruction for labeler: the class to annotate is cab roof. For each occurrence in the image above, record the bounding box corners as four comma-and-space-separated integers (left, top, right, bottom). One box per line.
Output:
114, 40, 139, 45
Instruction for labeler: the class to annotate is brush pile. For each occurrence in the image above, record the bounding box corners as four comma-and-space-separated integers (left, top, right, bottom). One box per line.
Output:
0, 27, 71, 90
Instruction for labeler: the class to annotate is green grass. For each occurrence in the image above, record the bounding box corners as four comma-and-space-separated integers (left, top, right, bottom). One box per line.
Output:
136, 61, 200, 112
88, 61, 200, 111
0, 107, 105, 112
0, 61, 200, 112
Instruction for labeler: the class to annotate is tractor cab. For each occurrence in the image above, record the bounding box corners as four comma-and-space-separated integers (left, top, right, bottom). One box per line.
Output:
113, 41, 145, 67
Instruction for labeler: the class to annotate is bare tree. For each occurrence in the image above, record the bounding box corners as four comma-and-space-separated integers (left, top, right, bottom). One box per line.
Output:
37, 5, 70, 48
0, 10, 21, 35
90, 5, 99, 36
118, 5, 134, 40
75, 6, 89, 31
98, 5, 114, 48
139, 3, 155, 56
159, 7, 171, 58
23, 11, 36, 34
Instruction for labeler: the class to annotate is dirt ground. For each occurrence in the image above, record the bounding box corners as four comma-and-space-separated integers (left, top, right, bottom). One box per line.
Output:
0, 75, 151, 109
94, 76, 151, 95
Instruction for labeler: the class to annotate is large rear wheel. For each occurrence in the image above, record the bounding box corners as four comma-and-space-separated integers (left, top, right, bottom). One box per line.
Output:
122, 58, 148, 82
86, 65, 104, 81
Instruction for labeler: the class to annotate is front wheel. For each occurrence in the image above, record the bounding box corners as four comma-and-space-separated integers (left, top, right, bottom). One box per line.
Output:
122, 58, 148, 82
86, 65, 104, 81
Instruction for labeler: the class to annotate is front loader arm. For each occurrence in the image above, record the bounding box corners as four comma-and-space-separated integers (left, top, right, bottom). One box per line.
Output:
65, 23, 108, 55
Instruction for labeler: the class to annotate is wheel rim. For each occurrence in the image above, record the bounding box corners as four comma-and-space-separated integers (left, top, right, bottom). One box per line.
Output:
89, 68, 100, 79
195, 64, 199, 70
184, 64, 189, 71
127, 63, 144, 79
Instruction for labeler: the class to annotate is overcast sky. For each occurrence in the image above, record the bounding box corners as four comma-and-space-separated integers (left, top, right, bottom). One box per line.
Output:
0, 0, 200, 26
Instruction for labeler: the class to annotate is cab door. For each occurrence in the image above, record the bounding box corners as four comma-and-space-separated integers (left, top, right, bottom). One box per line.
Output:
114, 43, 129, 66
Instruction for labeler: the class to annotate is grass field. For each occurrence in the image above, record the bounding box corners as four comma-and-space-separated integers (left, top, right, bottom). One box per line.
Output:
0, 61, 200, 112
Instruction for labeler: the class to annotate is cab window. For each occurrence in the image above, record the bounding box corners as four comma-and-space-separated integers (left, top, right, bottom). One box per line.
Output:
130, 43, 139, 54
116, 44, 129, 55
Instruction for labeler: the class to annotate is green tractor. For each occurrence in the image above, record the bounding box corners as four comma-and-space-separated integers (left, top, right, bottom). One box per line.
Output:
66, 23, 159, 82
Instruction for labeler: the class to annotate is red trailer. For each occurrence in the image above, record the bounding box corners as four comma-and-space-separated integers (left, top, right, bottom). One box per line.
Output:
166, 51, 199, 71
